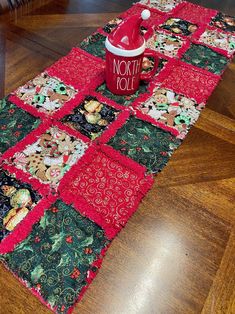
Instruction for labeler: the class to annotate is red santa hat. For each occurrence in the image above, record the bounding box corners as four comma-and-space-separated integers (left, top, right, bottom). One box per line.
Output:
105, 9, 151, 57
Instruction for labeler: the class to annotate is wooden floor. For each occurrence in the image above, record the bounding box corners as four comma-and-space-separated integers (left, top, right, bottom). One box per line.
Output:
0, 1, 234, 313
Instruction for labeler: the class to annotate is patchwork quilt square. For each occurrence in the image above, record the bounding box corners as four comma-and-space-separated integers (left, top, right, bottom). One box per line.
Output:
198, 28, 235, 56
210, 12, 235, 33
61, 95, 120, 140
8, 125, 88, 188
107, 116, 181, 173
0, 170, 42, 243
0, 199, 109, 314
175, 2, 217, 24
181, 43, 229, 75
135, 87, 205, 139
0, 97, 40, 154
159, 61, 220, 103
96, 82, 148, 107
139, 0, 183, 13
13, 73, 77, 116
59, 146, 153, 238
160, 18, 198, 36
46, 48, 105, 90
79, 33, 107, 59
146, 30, 187, 58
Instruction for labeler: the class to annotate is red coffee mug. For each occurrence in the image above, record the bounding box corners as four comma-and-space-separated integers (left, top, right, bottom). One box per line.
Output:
105, 48, 159, 96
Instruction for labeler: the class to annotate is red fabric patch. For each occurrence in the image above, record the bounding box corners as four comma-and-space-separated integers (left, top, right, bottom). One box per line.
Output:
59, 145, 153, 239
175, 2, 217, 25
156, 60, 220, 103
46, 48, 105, 91
121, 4, 166, 27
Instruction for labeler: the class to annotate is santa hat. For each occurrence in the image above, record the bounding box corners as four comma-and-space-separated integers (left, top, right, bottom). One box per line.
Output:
105, 9, 151, 57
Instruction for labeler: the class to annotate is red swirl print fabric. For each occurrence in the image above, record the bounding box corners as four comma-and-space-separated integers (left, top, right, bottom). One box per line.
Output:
175, 2, 217, 24
46, 48, 105, 91
158, 61, 220, 103
59, 146, 153, 239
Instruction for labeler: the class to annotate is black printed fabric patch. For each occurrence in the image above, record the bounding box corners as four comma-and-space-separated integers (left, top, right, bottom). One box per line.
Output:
0, 170, 42, 242
161, 18, 198, 36
210, 12, 235, 33
61, 96, 120, 140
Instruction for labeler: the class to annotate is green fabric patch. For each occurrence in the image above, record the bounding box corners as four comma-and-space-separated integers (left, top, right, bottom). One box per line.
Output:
79, 33, 106, 59
0, 200, 109, 314
181, 44, 228, 75
96, 82, 148, 107
108, 116, 181, 173
0, 97, 40, 154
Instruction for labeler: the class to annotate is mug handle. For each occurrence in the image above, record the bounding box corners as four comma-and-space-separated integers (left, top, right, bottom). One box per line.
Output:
140, 49, 159, 82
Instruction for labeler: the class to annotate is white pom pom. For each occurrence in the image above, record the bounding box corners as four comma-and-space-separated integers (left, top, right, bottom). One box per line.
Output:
141, 9, 150, 20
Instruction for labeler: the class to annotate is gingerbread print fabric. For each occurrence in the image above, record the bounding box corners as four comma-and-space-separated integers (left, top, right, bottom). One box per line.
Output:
198, 28, 235, 56
136, 87, 205, 139
0, 1, 235, 314
9, 126, 88, 188
139, 0, 183, 12
14, 73, 77, 115
146, 30, 186, 58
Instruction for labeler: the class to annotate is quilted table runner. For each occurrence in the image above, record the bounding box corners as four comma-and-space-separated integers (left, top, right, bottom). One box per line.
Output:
0, 1, 234, 313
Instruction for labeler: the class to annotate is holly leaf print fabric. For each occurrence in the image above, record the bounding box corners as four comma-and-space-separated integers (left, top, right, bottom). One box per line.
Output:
182, 43, 228, 75
108, 116, 181, 173
0, 97, 40, 154
10, 127, 88, 188
136, 87, 205, 139
61, 96, 120, 140
0, 170, 41, 242
79, 33, 106, 59
0, 199, 109, 314
15, 73, 77, 115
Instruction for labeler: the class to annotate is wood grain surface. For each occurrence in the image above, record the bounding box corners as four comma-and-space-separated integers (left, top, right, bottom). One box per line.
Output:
0, 1, 234, 313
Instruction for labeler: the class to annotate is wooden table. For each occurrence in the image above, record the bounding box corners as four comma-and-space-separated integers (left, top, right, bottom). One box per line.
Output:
0, 1, 234, 313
